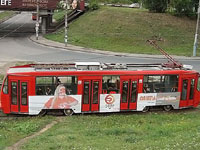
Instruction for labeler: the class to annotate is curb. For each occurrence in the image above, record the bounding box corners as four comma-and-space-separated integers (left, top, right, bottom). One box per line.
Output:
29, 35, 200, 60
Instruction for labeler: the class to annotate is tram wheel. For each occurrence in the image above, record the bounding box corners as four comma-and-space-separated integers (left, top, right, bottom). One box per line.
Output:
63, 109, 74, 116
142, 106, 150, 112
39, 110, 47, 116
163, 105, 173, 112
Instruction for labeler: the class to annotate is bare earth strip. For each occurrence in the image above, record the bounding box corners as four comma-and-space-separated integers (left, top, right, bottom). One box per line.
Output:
5, 120, 58, 150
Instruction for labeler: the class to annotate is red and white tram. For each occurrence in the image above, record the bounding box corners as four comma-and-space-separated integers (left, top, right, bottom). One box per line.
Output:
0, 62, 200, 115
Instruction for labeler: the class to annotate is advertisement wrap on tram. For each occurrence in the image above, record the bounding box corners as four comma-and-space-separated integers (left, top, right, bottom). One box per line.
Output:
0, 62, 200, 115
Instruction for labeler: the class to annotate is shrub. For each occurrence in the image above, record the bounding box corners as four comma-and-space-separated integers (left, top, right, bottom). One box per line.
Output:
88, 0, 141, 4
171, 0, 198, 17
89, 0, 100, 10
143, 0, 168, 13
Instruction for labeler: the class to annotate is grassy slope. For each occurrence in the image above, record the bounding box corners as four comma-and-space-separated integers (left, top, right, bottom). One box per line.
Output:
53, 10, 65, 22
0, 11, 15, 21
45, 7, 199, 56
22, 109, 200, 150
0, 116, 54, 149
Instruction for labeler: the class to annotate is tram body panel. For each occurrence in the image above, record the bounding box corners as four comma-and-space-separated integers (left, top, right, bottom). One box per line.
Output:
0, 63, 199, 115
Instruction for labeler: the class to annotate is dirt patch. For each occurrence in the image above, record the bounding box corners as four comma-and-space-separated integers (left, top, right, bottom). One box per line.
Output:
5, 117, 64, 150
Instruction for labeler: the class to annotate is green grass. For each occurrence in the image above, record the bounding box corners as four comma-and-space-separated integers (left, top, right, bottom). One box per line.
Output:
0, 11, 15, 21
0, 74, 4, 90
53, 9, 65, 22
0, 74, 4, 82
21, 109, 200, 150
87, 0, 137, 4
45, 7, 199, 56
96, 0, 135, 4
0, 116, 54, 150
53, 9, 74, 23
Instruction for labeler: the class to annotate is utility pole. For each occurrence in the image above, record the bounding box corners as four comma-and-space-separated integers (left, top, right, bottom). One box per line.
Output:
193, 0, 200, 57
35, 0, 39, 40
65, 0, 68, 47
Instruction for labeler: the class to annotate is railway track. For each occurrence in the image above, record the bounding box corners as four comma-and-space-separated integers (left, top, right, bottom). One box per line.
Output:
0, 107, 198, 120
0, 110, 66, 119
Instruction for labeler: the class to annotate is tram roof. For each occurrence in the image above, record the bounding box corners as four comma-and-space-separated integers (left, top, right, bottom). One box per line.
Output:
7, 62, 196, 74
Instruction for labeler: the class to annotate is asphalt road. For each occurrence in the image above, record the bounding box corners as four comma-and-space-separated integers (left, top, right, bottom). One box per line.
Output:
0, 12, 199, 72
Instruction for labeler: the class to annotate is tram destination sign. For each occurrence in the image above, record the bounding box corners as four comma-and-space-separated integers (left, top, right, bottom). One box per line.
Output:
0, 0, 60, 10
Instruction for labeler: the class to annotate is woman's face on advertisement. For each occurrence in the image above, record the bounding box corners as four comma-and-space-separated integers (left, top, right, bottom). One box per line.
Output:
59, 87, 66, 96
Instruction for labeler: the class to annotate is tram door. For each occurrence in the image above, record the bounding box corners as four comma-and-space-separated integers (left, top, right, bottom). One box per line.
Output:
120, 76, 139, 110
9, 76, 31, 113
179, 74, 196, 108
79, 76, 102, 112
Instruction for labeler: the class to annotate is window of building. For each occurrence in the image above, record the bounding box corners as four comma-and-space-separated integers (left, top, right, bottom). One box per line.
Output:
102, 76, 120, 94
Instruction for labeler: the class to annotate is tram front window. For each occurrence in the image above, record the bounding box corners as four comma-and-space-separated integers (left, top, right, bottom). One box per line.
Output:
197, 76, 200, 91
3, 77, 8, 94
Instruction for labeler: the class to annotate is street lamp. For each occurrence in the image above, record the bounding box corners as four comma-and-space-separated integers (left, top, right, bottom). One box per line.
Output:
65, 0, 68, 47
193, 0, 200, 57
35, 0, 39, 40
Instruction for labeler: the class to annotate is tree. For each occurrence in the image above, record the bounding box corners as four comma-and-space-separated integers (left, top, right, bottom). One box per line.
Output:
143, 0, 168, 13
171, 0, 199, 17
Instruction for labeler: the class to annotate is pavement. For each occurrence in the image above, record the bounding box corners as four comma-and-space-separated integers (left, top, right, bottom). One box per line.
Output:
29, 35, 200, 60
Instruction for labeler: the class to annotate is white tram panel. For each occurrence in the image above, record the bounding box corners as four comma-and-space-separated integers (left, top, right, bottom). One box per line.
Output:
137, 92, 181, 111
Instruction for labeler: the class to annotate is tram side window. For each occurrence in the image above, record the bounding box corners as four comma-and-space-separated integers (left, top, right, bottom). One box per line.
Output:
197, 77, 200, 91
164, 75, 178, 92
189, 79, 195, 100
102, 76, 120, 94
143, 75, 178, 93
36, 76, 78, 95
131, 81, 137, 102
11, 82, 17, 105
143, 76, 162, 93
83, 81, 89, 104
181, 79, 188, 100
36, 77, 56, 95
93, 81, 99, 104
57, 76, 77, 95
21, 82, 28, 105
3, 77, 8, 94
121, 81, 128, 103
